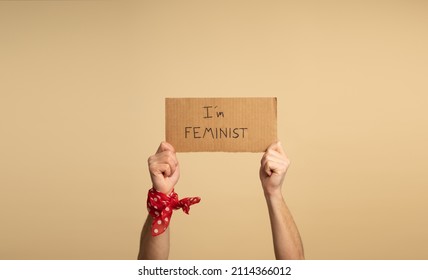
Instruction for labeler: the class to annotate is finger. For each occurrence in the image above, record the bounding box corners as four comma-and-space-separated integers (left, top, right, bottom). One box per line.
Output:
156, 150, 178, 167
261, 160, 272, 176
149, 162, 171, 177
264, 160, 286, 176
163, 153, 178, 175
156, 141, 176, 154
266, 148, 286, 161
261, 155, 274, 176
269, 143, 289, 166
276, 141, 286, 156
148, 154, 175, 170
261, 153, 279, 167
263, 156, 286, 169
261, 148, 285, 167
266, 141, 286, 156
261, 150, 288, 171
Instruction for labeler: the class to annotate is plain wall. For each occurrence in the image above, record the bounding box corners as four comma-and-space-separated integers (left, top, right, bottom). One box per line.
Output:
1, 0, 427, 259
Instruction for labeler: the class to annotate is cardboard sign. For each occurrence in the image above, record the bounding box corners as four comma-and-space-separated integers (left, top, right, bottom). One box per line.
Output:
165, 97, 277, 152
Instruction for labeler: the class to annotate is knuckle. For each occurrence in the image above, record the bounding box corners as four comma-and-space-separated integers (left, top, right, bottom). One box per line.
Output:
148, 155, 154, 164
261, 157, 267, 166
167, 157, 175, 166
148, 164, 156, 173
164, 150, 173, 157
164, 164, 171, 173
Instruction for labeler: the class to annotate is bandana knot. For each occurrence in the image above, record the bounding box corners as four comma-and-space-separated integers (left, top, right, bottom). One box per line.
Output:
147, 187, 201, 236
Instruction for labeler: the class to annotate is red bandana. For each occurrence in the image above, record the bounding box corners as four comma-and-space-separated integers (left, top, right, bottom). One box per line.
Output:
147, 188, 201, 236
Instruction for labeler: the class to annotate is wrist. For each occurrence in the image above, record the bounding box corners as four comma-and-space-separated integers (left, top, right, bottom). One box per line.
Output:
263, 188, 284, 202
147, 187, 201, 236
264, 190, 286, 214
152, 185, 174, 195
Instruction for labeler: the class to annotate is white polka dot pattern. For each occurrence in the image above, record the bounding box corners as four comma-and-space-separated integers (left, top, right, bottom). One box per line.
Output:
147, 187, 201, 236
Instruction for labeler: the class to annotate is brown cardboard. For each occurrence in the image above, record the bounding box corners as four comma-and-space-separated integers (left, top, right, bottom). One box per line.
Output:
165, 97, 277, 152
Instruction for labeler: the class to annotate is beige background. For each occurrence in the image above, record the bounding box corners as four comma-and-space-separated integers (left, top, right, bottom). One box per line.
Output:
1, 0, 427, 259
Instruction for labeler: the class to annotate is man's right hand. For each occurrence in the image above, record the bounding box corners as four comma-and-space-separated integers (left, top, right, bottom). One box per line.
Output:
148, 142, 180, 194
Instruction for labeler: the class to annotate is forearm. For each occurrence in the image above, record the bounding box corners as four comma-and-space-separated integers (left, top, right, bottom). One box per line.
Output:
265, 192, 304, 260
138, 215, 170, 260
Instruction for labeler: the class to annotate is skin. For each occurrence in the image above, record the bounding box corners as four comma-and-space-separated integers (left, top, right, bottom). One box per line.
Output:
138, 141, 304, 260
138, 142, 177, 260
260, 142, 305, 260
